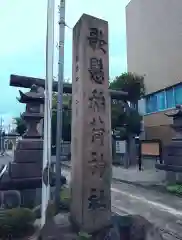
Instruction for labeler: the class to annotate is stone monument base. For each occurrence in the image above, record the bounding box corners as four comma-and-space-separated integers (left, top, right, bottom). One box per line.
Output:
69, 214, 111, 235
39, 212, 163, 240
9, 162, 42, 179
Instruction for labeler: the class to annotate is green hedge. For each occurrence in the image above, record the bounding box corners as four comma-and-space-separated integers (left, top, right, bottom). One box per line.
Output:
167, 184, 182, 195
0, 208, 36, 238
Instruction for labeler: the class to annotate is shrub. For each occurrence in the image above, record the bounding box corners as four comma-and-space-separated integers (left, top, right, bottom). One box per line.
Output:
0, 208, 36, 238
33, 187, 71, 219
167, 184, 182, 195
60, 186, 71, 210
78, 231, 92, 239
60, 186, 70, 202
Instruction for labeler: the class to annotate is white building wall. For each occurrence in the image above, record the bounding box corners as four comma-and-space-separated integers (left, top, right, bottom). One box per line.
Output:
126, 0, 182, 94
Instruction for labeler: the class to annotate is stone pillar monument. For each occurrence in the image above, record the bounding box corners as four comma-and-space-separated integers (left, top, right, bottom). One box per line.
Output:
71, 14, 112, 233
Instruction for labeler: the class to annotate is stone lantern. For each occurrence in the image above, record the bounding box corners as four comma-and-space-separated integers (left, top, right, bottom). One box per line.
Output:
0, 84, 66, 208
156, 105, 182, 184
8, 85, 44, 206
10, 84, 44, 180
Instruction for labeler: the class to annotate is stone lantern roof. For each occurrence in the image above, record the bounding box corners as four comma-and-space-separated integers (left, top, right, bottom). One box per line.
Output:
17, 84, 44, 104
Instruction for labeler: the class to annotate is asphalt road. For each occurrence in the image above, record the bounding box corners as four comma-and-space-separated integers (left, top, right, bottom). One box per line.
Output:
62, 168, 182, 240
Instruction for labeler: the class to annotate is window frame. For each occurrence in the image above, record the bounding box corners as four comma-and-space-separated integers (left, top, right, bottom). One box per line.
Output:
144, 83, 182, 115
166, 87, 175, 109
157, 90, 166, 111
174, 84, 182, 105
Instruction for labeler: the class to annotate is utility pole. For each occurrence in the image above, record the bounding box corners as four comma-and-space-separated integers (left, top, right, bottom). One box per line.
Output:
41, 0, 55, 228
55, 0, 66, 210
0, 117, 3, 155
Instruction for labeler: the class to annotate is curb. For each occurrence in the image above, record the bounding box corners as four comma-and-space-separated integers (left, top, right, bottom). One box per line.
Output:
61, 163, 165, 191
112, 178, 166, 192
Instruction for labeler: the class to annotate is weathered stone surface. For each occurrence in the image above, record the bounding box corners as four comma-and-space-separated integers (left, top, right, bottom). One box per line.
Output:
9, 162, 42, 178
21, 189, 36, 208
165, 156, 182, 166
38, 213, 163, 240
110, 215, 131, 240
156, 106, 182, 178
39, 213, 77, 240
105, 215, 163, 240
8, 85, 44, 181
167, 145, 182, 156
130, 215, 163, 240
14, 149, 43, 163
1, 190, 21, 208
71, 14, 112, 233
0, 85, 45, 199
16, 139, 43, 150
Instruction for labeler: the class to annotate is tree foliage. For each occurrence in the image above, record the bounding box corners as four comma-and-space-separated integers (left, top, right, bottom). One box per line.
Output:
125, 108, 142, 136
111, 100, 125, 130
111, 100, 142, 138
110, 72, 145, 103
13, 115, 26, 136
110, 72, 145, 138
52, 93, 71, 146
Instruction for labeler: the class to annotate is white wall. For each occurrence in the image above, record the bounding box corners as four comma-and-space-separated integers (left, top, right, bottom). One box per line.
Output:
126, 0, 182, 94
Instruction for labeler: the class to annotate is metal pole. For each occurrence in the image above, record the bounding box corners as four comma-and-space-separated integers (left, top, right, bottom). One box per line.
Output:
55, 0, 66, 210
41, 0, 55, 228
0, 117, 3, 155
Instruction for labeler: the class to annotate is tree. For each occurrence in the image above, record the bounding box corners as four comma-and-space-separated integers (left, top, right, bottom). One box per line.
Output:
110, 72, 145, 136
125, 108, 142, 136
52, 93, 71, 147
13, 116, 26, 136
111, 100, 142, 139
110, 72, 145, 108
110, 72, 145, 167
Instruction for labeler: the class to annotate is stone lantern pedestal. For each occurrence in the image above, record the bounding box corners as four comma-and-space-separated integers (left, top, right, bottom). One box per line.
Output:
156, 105, 182, 184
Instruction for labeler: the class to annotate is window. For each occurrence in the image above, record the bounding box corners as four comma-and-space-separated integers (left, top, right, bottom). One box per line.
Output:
174, 85, 182, 105
145, 83, 182, 114
146, 97, 151, 113
146, 94, 157, 113
157, 91, 165, 110
166, 88, 174, 109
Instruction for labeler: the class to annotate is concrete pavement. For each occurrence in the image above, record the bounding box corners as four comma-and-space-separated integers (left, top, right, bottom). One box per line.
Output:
60, 160, 166, 188
62, 168, 182, 240
0, 153, 181, 239
112, 181, 182, 240
112, 165, 166, 187
1, 153, 167, 188
0, 152, 13, 167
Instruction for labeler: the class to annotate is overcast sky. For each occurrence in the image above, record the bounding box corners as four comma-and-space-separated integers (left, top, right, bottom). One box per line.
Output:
0, 0, 130, 125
